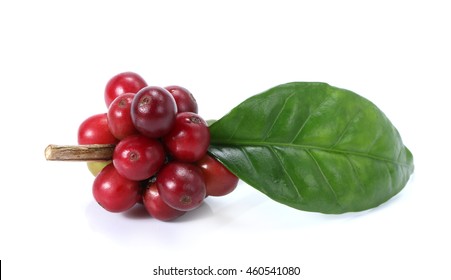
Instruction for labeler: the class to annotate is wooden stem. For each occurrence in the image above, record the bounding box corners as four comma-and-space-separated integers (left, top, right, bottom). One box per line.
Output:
45, 144, 115, 161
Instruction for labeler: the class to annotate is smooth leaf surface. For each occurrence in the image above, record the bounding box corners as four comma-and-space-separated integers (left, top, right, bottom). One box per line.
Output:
208, 82, 414, 214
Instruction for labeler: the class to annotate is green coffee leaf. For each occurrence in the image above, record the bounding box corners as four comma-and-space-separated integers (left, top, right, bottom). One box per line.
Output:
208, 82, 414, 214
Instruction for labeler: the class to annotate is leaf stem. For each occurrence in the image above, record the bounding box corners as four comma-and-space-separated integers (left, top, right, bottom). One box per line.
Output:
45, 144, 115, 161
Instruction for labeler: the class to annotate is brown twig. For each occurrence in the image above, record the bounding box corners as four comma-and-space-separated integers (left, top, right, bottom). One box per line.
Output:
45, 144, 115, 161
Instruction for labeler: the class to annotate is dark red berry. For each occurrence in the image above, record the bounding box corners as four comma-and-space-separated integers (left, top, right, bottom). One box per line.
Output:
131, 86, 177, 138
156, 162, 206, 211
107, 93, 138, 139
104, 72, 147, 108
78, 113, 118, 145
92, 163, 140, 212
165, 85, 198, 113
143, 182, 186, 221
163, 112, 210, 162
113, 134, 165, 181
197, 154, 239, 196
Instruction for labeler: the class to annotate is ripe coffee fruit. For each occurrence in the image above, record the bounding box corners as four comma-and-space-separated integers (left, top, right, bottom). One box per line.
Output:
156, 162, 206, 211
65, 71, 241, 221
78, 113, 118, 145
131, 86, 177, 138
104, 71, 147, 108
143, 182, 186, 221
93, 163, 140, 212
107, 93, 138, 139
163, 112, 210, 162
197, 154, 239, 196
113, 134, 165, 181
165, 85, 198, 113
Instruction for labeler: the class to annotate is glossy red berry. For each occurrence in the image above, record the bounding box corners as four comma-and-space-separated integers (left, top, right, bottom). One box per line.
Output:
156, 162, 206, 211
78, 113, 118, 145
107, 93, 138, 139
163, 112, 210, 162
143, 182, 186, 221
92, 163, 140, 212
113, 134, 165, 181
131, 86, 177, 138
165, 85, 198, 113
104, 71, 147, 108
197, 154, 239, 196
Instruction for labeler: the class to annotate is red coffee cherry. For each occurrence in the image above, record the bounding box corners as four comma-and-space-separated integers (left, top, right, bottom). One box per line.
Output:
142, 182, 186, 221
113, 134, 165, 181
197, 154, 239, 196
131, 86, 177, 138
156, 162, 206, 211
107, 93, 139, 140
104, 71, 147, 108
92, 163, 140, 212
165, 85, 198, 113
163, 112, 210, 162
78, 113, 118, 145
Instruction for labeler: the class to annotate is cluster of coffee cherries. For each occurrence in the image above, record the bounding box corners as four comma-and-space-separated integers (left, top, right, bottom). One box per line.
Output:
78, 72, 238, 221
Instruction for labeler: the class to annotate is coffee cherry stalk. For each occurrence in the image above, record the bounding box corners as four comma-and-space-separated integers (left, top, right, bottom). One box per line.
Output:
45, 72, 239, 221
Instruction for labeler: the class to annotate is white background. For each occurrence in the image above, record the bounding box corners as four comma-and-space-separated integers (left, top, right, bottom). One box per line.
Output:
1, 0, 450, 279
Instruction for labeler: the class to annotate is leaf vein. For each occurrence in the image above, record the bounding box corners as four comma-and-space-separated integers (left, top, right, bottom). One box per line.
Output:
330, 109, 363, 148
345, 155, 366, 194
227, 115, 245, 140
262, 91, 296, 141
239, 146, 255, 172
306, 149, 342, 208
210, 140, 411, 167
269, 146, 303, 200
365, 128, 382, 154
290, 95, 333, 144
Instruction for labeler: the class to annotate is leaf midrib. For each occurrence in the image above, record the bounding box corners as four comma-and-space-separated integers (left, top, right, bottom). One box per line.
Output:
210, 139, 411, 167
